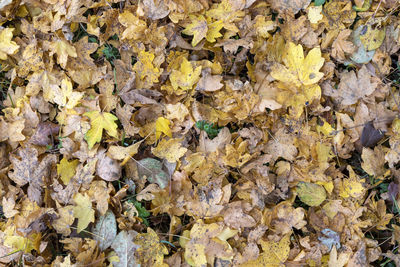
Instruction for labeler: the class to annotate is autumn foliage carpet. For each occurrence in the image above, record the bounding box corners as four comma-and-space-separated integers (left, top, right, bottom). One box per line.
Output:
0, 0, 400, 266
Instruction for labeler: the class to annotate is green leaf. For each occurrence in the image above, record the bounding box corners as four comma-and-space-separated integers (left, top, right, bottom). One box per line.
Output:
314, 0, 326, 6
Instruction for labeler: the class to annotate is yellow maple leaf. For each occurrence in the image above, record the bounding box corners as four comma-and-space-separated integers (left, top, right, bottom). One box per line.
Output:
57, 158, 79, 185
73, 192, 95, 233
48, 39, 77, 69
271, 42, 324, 118
133, 50, 161, 87
155, 117, 172, 140
272, 42, 324, 87
4, 225, 41, 253
53, 78, 83, 109
0, 28, 19, 60
118, 10, 147, 40
206, 18, 223, 43
206, 0, 245, 33
241, 234, 291, 267
181, 220, 236, 267
169, 57, 201, 93
84, 111, 118, 149
152, 138, 187, 163
135, 228, 169, 266
182, 15, 208, 47
339, 166, 366, 198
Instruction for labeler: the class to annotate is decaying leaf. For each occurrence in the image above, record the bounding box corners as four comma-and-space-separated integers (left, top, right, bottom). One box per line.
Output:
111, 230, 140, 267
1, 0, 400, 266
93, 210, 117, 251
9, 146, 57, 204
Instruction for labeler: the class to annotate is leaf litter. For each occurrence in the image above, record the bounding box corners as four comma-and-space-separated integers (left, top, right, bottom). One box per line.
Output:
0, 0, 399, 266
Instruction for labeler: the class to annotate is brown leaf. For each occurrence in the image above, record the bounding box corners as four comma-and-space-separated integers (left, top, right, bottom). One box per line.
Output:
196, 68, 223, 92
9, 146, 57, 204
96, 149, 121, 181
30, 121, 60, 146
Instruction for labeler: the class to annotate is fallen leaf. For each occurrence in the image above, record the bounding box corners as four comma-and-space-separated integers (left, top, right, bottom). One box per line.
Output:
73, 192, 95, 233
297, 182, 327, 206
93, 210, 117, 251
152, 138, 188, 163
84, 111, 119, 149
111, 230, 140, 267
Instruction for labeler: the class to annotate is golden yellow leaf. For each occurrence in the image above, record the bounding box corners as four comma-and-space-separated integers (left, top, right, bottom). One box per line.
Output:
57, 158, 79, 185
53, 78, 83, 109
270, 42, 324, 118
73, 193, 95, 233
206, 19, 223, 43
241, 234, 291, 267
84, 111, 118, 149
272, 42, 324, 87
339, 166, 366, 198
152, 138, 187, 163
133, 50, 162, 88
155, 117, 172, 140
169, 57, 201, 93
4, 225, 41, 253
118, 10, 147, 40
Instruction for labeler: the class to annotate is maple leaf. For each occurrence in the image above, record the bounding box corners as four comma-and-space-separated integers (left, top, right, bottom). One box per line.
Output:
241, 234, 291, 267
53, 78, 84, 109
118, 10, 147, 40
270, 42, 324, 117
169, 57, 202, 93
0, 28, 19, 60
182, 15, 208, 47
132, 50, 162, 88
48, 38, 77, 69
206, 19, 223, 43
336, 65, 377, 106
8, 146, 57, 204
135, 228, 168, 266
181, 220, 236, 266
84, 111, 119, 149
272, 42, 324, 87
331, 29, 356, 61
152, 138, 188, 163
72, 192, 95, 233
